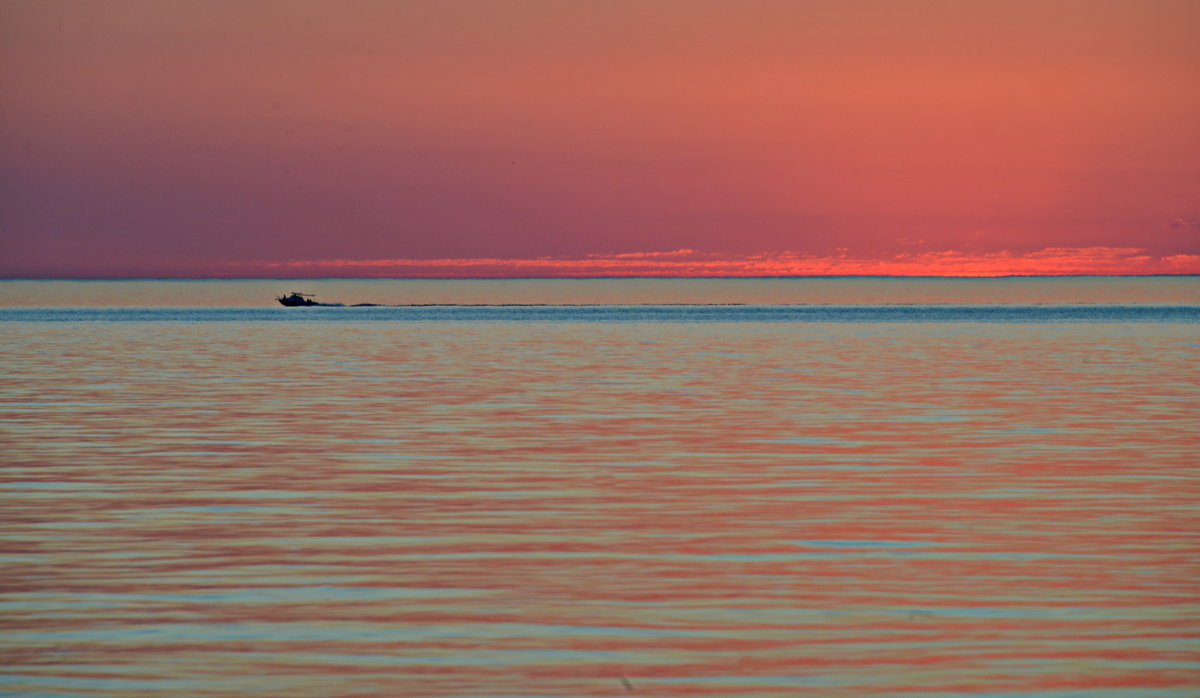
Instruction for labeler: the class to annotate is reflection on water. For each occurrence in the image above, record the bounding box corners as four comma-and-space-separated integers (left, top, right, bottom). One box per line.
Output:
2, 283, 1199, 696
2, 304, 1199, 325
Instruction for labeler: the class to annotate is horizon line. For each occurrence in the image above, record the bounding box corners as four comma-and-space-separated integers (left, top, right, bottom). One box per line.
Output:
3, 273, 1199, 281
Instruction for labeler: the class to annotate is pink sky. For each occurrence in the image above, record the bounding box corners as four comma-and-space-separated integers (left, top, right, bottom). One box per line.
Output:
1, 1, 1198, 277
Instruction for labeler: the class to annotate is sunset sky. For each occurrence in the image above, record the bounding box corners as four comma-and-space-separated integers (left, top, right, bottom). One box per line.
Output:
2, 0, 1198, 277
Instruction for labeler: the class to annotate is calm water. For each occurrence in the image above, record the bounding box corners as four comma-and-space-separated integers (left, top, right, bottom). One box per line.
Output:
2, 278, 1198, 696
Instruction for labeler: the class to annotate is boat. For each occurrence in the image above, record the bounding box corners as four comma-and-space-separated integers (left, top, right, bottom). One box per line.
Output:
276, 292, 319, 307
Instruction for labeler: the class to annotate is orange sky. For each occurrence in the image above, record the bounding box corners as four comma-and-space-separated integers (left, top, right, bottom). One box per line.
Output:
1, 1, 1198, 276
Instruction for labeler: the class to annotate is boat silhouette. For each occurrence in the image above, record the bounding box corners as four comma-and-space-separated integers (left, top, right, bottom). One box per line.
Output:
276, 292, 319, 307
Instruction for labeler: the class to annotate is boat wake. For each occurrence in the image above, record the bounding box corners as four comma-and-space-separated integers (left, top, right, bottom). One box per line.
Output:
291, 302, 749, 307
277, 293, 746, 308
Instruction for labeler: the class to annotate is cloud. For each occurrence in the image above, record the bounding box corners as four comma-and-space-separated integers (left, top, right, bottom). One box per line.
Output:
592, 249, 697, 259
1167, 218, 1199, 230
224, 247, 1200, 278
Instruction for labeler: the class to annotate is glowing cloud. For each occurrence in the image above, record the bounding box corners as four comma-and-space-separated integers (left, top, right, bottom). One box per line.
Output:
224, 247, 1200, 278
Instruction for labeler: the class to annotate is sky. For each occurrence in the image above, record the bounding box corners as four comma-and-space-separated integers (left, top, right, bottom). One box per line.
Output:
1, 0, 1198, 277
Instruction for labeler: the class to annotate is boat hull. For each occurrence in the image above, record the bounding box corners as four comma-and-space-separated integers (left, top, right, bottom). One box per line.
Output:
277, 296, 319, 307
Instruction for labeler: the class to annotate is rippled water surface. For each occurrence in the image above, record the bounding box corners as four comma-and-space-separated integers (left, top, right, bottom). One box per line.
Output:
2, 279, 1198, 696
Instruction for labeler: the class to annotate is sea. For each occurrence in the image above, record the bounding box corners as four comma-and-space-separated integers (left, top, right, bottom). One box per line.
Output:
2, 277, 1198, 697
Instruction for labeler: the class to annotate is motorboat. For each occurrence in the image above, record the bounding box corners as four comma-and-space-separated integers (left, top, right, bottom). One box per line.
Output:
276, 292, 319, 307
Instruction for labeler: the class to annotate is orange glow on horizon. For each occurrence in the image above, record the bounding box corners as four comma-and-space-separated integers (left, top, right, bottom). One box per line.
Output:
224, 247, 1200, 278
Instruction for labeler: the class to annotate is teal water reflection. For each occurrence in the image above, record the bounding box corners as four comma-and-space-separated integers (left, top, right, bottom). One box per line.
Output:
1, 280, 1198, 696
